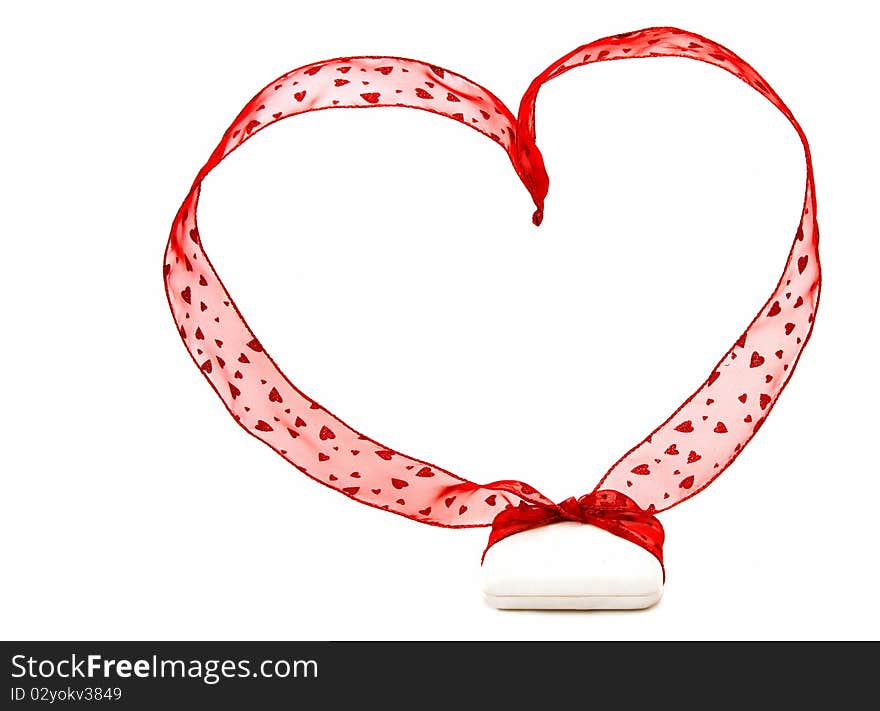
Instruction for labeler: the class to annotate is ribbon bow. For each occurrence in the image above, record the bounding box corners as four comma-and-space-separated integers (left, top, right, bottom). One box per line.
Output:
482, 490, 665, 577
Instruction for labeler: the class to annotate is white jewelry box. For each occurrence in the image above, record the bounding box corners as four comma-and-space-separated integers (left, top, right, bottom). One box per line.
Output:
481, 521, 664, 610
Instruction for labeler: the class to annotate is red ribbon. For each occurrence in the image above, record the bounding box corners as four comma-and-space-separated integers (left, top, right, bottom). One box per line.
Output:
165, 27, 819, 575
483, 490, 665, 577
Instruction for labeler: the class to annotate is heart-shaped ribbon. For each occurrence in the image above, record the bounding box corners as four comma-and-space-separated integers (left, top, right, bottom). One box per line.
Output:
164, 27, 820, 577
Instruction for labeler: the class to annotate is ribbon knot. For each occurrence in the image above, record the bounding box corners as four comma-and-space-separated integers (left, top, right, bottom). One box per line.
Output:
482, 490, 665, 578
556, 496, 592, 522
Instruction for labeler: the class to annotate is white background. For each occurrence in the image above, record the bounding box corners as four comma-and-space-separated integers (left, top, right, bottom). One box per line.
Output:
2, 1, 877, 640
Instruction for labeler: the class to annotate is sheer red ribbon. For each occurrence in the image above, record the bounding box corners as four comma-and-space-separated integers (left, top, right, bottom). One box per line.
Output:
164, 27, 820, 570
